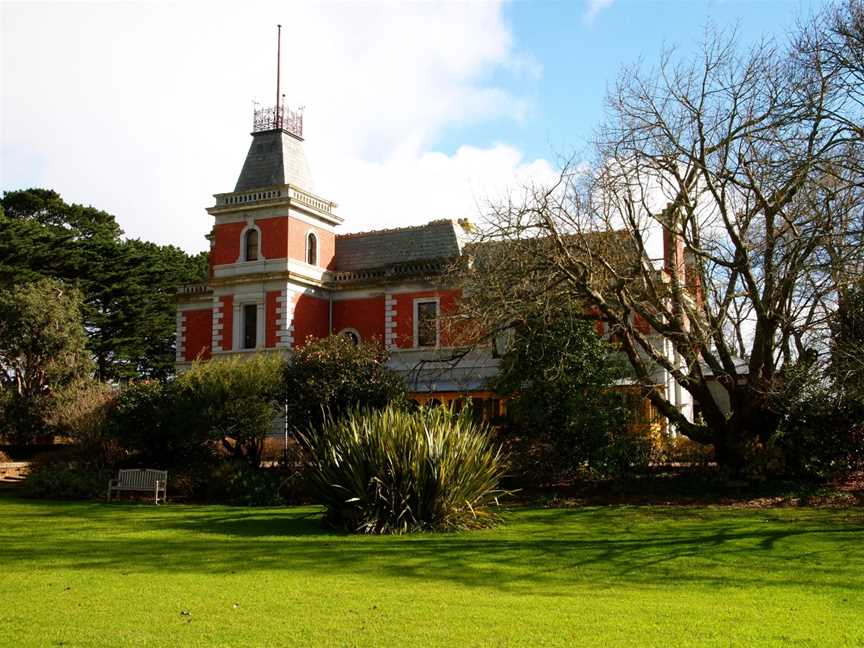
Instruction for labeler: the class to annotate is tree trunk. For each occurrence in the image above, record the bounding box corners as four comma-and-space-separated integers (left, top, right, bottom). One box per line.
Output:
712, 435, 749, 477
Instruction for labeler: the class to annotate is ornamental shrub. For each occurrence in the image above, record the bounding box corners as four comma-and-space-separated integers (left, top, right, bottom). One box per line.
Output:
174, 353, 286, 466
302, 405, 507, 534
283, 335, 405, 433
22, 459, 108, 500
105, 380, 214, 469
771, 393, 864, 480
196, 460, 286, 506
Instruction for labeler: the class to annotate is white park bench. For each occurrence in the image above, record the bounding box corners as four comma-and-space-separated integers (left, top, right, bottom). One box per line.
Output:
0, 462, 29, 479
107, 469, 167, 504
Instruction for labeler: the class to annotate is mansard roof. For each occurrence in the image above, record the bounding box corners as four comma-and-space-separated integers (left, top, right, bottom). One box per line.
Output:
234, 129, 314, 193
335, 219, 469, 273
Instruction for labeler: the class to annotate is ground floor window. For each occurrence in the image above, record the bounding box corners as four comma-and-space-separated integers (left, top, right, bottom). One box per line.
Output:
243, 304, 257, 349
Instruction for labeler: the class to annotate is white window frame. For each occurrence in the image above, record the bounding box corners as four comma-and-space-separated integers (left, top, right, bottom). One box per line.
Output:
413, 297, 440, 348
338, 327, 361, 345
305, 230, 319, 266
233, 298, 265, 350
240, 224, 262, 262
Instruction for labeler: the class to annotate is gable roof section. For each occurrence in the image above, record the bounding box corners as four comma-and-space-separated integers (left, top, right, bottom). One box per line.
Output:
335, 220, 467, 272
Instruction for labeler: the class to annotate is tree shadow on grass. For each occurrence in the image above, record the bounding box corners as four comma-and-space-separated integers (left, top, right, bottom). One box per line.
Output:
2, 500, 863, 597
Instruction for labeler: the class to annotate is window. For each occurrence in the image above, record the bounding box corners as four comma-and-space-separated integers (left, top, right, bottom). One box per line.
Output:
244, 228, 259, 261
415, 299, 438, 348
243, 304, 257, 349
340, 329, 360, 345
306, 232, 318, 266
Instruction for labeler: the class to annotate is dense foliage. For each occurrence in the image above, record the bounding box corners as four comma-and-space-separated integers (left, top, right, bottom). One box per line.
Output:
831, 281, 864, 400
21, 464, 110, 500
302, 406, 507, 534
284, 335, 405, 432
493, 301, 641, 478
175, 354, 286, 466
0, 278, 93, 442
105, 380, 211, 469
0, 188, 208, 380
772, 394, 864, 479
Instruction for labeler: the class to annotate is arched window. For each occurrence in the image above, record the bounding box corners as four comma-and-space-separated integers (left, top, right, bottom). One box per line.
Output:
306, 232, 318, 266
339, 328, 360, 345
244, 228, 259, 261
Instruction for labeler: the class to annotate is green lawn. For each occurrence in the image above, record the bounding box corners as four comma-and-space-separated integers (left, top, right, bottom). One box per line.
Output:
1, 498, 862, 647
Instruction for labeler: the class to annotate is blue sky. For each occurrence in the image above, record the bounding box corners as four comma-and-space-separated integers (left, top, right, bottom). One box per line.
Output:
441, 0, 825, 160
1, 0, 829, 252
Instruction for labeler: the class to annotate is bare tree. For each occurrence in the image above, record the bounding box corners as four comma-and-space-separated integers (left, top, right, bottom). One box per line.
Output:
456, 21, 863, 472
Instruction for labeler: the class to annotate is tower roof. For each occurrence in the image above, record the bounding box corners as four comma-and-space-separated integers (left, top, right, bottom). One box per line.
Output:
234, 127, 314, 193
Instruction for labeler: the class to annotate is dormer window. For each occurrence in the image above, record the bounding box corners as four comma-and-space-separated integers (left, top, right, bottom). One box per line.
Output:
244, 228, 259, 261
306, 232, 318, 266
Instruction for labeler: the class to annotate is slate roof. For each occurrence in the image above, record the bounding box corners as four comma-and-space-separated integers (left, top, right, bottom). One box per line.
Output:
234, 129, 314, 192
335, 220, 468, 272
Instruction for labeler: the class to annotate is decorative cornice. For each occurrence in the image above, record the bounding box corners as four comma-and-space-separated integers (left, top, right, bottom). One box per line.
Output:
208, 184, 342, 225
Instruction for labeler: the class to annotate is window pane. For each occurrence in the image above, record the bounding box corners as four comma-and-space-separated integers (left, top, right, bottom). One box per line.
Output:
416, 301, 438, 347
307, 234, 317, 266
245, 229, 258, 261
243, 304, 257, 349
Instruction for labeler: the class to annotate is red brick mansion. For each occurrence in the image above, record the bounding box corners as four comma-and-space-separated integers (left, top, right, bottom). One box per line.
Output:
176, 105, 502, 411
176, 97, 709, 430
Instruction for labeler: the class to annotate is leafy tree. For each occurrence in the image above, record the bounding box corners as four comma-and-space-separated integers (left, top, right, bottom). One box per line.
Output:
175, 354, 286, 466
458, 14, 863, 474
283, 335, 406, 433
831, 281, 864, 400
0, 278, 92, 442
0, 188, 208, 381
493, 299, 636, 478
86, 239, 208, 380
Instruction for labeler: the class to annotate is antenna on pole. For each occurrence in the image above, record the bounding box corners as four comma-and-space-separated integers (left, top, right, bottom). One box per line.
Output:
276, 24, 282, 129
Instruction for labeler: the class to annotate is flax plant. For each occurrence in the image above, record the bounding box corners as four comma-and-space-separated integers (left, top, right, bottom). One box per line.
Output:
302, 405, 507, 534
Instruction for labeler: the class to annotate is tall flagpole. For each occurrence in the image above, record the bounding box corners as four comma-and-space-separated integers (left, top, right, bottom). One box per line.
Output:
276, 24, 282, 129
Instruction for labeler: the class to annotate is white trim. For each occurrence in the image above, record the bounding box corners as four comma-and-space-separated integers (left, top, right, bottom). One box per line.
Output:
305, 230, 319, 266
331, 290, 386, 301
276, 285, 298, 351
212, 257, 328, 283
212, 295, 226, 353
178, 301, 212, 312
287, 258, 327, 282
384, 293, 397, 349
413, 297, 440, 349
239, 223, 263, 263
233, 295, 265, 351
175, 312, 184, 361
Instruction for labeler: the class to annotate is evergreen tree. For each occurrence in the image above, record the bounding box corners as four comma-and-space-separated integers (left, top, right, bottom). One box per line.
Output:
0, 188, 208, 380
0, 278, 92, 442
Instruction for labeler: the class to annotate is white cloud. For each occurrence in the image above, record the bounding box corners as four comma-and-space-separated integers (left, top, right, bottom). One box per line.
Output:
583, 0, 615, 25
1, 1, 557, 252
319, 144, 559, 234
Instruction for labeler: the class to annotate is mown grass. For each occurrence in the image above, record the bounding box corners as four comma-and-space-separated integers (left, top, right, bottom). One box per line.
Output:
1, 498, 862, 647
